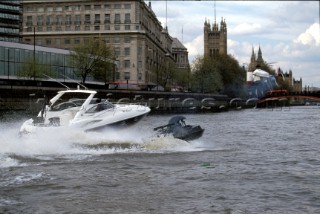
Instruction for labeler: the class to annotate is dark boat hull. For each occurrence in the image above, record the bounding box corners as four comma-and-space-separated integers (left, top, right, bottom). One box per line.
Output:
172, 125, 204, 141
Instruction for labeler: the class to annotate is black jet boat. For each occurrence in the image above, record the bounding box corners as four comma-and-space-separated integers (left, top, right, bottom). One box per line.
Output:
154, 116, 204, 141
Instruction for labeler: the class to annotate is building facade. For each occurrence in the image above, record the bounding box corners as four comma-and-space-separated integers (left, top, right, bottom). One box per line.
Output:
21, 0, 179, 85
246, 45, 272, 84
204, 17, 227, 56
248, 46, 266, 73
172, 37, 189, 69
276, 68, 303, 92
0, 40, 79, 81
246, 46, 302, 92
0, 0, 22, 42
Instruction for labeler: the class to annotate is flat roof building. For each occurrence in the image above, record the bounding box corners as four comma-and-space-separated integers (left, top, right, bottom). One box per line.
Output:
21, 0, 182, 86
0, 40, 77, 81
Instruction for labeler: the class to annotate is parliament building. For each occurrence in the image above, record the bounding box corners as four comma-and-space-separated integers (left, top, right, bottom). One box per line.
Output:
204, 17, 227, 56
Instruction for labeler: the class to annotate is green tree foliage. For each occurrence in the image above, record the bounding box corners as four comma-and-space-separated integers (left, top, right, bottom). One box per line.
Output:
191, 55, 223, 93
17, 58, 53, 79
172, 67, 191, 91
158, 60, 177, 90
191, 54, 246, 96
70, 37, 114, 84
216, 54, 246, 97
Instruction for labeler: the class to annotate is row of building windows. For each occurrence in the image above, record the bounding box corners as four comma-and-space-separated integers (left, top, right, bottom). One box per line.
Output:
25, 23, 139, 33
0, 46, 66, 65
0, 44, 139, 81
0, 4, 20, 11
0, 13, 20, 20
0, 45, 78, 80
25, 36, 133, 46
26, 13, 132, 26
0, 37, 20, 42
209, 49, 220, 55
0, 27, 20, 34
24, 3, 132, 13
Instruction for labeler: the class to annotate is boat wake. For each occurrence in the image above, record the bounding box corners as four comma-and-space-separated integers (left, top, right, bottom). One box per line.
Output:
0, 122, 203, 168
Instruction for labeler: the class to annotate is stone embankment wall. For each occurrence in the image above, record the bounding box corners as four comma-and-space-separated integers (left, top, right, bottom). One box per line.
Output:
0, 85, 230, 114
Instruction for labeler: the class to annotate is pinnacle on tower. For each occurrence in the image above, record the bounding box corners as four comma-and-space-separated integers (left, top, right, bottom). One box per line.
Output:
251, 46, 255, 61
257, 45, 263, 62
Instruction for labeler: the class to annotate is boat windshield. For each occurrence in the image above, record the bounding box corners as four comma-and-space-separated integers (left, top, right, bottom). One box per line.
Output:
51, 92, 90, 111
85, 101, 114, 113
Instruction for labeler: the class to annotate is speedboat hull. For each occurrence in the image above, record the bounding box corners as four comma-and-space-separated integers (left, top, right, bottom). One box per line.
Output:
19, 89, 150, 135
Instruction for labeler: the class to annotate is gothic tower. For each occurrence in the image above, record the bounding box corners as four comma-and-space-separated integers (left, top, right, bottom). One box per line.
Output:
256, 45, 264, 67
248, 45, 265, 72
204, 17, 227, 56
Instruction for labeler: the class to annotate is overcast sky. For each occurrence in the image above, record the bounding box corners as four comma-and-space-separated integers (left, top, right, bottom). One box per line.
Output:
149, 1, 320, 88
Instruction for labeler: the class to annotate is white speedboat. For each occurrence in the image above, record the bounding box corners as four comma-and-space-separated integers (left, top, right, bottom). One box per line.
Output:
20, 88, 151, 134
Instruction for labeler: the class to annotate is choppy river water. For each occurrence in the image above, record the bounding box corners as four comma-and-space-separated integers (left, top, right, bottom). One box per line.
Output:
1, 106, 320, 213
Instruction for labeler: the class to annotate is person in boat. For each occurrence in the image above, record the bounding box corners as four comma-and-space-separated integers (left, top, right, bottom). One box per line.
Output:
154, 116, 204, 141
95, 98, 103, 112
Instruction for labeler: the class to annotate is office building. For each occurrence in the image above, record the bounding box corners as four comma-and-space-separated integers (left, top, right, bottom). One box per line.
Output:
21, 0, 182, 86
0, 0, 22, 42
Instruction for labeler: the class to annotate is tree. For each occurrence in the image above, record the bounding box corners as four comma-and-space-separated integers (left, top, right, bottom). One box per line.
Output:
190, 54, 246, 96
159, 60, 177, 90
191, 55, 223, 93
70, 37, 114, 84
172, 66, 191, 91
17, 58, 53, 80
216, 54, 246, 97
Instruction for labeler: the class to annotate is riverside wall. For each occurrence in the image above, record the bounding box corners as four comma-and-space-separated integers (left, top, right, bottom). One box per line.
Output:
0, 84, 234, 114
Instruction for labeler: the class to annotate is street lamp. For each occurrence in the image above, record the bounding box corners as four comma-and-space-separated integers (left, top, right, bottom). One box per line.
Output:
33, 26, 35, 81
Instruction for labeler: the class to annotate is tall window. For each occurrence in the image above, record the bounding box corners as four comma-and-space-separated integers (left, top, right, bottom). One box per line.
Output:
104, 14, 110, 23
114, 47, 120, 56
56, 15, 62, 25
75, 15, 81, 25
94, 14, 100, 24
124, 72, 130, 80
46, 16, 52, 26
124, 60, 130, 68
124, 48, 130, 56
85, 14, 91, 24
114, 14, 120, 24
65, 15, 71, 25
37, 15, 43, 26
125, 13, 131, 23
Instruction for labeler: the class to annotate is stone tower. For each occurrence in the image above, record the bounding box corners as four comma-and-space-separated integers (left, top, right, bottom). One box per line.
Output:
248, 45, 265, 72
204, 17, 227, 56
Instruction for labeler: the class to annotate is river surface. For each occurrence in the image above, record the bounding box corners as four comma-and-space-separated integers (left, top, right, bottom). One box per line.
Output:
0, 106, 320, 213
